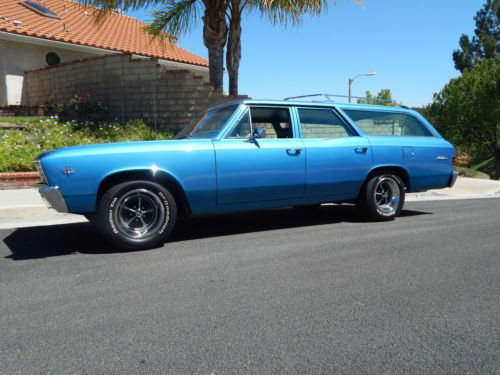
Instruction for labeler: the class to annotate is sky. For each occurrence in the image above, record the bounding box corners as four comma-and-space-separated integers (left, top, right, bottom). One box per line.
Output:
126, 0, 483, 108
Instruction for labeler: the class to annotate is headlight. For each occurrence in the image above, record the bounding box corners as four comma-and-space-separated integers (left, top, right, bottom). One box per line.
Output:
34, 160, 48, 184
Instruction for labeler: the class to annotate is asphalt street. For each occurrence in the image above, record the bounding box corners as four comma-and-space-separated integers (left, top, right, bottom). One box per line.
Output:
0, 199, 499, 374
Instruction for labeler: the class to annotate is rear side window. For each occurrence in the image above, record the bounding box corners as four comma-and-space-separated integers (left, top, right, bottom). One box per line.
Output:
298, 108, 353, 139
343, 109, 432, 137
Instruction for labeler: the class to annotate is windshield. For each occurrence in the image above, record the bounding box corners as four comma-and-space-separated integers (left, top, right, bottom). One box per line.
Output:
175, 105, 239, 139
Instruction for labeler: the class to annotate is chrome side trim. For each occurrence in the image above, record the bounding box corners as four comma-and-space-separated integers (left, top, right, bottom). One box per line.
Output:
39, 186, 68, 213
436, 156, 448, 160
448, 170, 458, 188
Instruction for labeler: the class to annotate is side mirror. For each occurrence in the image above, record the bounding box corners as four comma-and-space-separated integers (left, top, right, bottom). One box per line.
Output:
253, 127, 266, 139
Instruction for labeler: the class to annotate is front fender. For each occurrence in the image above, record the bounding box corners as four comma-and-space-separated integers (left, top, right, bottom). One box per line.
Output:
39, 140, 217, 214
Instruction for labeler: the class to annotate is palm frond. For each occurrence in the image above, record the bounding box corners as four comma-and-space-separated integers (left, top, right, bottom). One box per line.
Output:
77, 0, 161, 12
75, 0, 163, 22
146, 0, 201, 40
255, 0, 363, 28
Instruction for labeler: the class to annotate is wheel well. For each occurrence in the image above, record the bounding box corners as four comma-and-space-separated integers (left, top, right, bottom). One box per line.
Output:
96, 170, 192, 217
363, 166, 411, 191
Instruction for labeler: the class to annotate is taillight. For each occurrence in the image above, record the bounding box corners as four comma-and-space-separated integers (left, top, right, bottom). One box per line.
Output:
452, 156, 456, 167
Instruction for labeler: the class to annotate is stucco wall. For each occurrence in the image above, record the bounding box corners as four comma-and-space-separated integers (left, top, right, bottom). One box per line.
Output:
0, 44, 7, 105
0, 38, 96, 105
25, 54, 244, 131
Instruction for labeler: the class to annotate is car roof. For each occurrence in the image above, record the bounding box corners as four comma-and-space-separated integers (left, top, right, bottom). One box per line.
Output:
213, 99, 413, 113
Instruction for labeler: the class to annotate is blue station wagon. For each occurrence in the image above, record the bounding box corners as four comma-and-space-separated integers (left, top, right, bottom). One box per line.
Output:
35, 99, 457, 250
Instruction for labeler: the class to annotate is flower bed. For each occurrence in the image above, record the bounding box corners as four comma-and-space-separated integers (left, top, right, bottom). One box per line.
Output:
0, 117, 173, 174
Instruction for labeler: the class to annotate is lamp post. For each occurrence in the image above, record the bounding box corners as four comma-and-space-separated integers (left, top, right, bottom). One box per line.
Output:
348, 71, 376, 103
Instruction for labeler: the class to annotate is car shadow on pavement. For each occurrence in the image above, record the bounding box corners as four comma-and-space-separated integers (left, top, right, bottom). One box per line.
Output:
3, 205, 431, 260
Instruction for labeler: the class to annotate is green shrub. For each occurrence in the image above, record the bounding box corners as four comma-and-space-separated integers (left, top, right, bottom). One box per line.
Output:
0, 117, 173, 172
43, 98, 64, 116
66, 93, 107, 115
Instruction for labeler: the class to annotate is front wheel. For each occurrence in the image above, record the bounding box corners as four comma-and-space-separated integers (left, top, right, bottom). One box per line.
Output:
96, 180, 177, 250
358, 173, 405, 221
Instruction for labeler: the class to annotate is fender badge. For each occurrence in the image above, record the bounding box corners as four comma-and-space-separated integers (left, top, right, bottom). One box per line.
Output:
62, 167, 75, 175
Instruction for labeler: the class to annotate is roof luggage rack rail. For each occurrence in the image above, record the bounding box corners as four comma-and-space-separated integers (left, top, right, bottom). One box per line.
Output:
283, 93, 399, 105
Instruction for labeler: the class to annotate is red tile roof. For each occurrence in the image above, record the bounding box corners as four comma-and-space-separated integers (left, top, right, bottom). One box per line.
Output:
0, 0, 208, 67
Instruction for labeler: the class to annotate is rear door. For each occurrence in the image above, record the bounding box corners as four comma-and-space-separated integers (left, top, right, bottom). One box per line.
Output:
296, 107, 372, 200
213, 106, 305, 205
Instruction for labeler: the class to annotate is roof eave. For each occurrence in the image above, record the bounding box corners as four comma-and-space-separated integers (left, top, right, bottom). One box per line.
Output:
0, 30, 209, 68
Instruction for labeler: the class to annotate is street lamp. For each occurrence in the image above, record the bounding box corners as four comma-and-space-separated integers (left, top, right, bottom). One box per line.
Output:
348, 71, 376, 103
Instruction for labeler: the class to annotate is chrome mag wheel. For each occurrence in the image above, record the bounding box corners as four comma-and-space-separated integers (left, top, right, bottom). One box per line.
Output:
113, 188, 166, 239
374, 176, 401, 216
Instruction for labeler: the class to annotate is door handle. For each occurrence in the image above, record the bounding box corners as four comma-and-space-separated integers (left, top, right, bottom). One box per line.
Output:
354, 147, 368, 154
286, 148, 302, 156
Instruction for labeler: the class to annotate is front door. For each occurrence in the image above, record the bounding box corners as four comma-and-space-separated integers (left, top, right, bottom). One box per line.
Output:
214, 106, 305, 205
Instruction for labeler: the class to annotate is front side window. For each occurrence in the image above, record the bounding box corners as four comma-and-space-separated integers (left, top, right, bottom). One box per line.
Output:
228, 112, 251, 138
227, 106, 293, 139
343, 109, 433, 137
298, 108, 353, 139
175, 105, 238, 139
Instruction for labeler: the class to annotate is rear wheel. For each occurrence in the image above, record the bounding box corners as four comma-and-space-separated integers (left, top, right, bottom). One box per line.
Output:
96, 180, 177, 250
358, 172, 405, 221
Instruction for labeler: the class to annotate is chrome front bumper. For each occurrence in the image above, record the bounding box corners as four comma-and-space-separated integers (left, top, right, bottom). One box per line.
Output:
448, 170, 458, 188
39, 186, 68, 213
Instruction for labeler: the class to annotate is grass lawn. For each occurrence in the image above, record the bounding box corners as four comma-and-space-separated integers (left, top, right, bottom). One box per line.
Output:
0, 116, 50, 125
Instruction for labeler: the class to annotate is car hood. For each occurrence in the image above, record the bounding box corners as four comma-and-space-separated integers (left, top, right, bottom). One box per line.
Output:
36, 139, 213, 160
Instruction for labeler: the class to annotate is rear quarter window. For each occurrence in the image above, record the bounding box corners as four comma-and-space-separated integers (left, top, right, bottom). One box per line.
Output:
343, 109, 433, 137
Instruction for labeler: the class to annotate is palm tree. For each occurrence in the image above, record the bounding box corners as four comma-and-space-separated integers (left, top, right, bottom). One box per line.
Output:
148, 0, 230, 91
147, 0, 332, 95
85, 0, 362, 94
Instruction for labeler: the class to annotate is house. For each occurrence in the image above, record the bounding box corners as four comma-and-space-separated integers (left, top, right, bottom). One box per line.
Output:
0, 0, 209, 106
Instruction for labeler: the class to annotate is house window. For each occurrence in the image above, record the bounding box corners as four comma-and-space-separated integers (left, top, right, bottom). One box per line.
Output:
46, 52, 61, 66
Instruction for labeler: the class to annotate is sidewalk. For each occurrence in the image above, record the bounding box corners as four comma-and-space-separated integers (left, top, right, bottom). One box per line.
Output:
0, 189, 86, 229
0, 177, 499, 229
406, 177, 500, 201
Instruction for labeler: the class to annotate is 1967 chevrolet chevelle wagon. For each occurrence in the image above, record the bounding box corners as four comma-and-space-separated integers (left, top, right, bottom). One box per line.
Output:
35, 99, 457, 250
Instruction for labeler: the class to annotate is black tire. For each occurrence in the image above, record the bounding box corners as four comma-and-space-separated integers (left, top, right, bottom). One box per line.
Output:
358, 172, 405, 221
96, 180, 177, 250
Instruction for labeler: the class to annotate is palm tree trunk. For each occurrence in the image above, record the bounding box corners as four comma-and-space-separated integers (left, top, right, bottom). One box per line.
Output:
226, 1, 241, 96
202, 1, 228, 91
